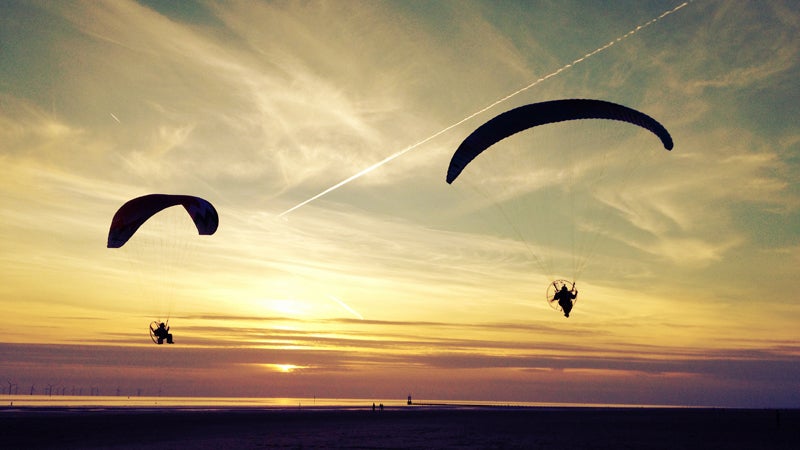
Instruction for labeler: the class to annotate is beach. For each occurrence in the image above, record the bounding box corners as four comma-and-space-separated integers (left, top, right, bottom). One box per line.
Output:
2, 406, 798, 449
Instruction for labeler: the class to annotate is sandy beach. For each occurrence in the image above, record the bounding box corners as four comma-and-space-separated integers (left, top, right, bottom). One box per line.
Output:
2, 406, 798, 449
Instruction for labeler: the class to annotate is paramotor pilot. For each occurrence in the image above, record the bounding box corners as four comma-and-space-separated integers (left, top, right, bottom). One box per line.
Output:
553, 284, 578, 318
153, 322, 174, 344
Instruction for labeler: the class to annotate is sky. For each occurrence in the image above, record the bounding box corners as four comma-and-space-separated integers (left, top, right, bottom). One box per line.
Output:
1, 0, 798, 408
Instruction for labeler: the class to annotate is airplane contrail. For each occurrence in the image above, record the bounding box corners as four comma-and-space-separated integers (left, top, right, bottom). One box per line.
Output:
279, 1, 691, 217
328, 295, 364, 320
110, 112, 121, 123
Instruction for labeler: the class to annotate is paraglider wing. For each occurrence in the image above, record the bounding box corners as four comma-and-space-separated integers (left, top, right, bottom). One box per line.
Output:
446, 99, 673, 183
107, 194, 219, 248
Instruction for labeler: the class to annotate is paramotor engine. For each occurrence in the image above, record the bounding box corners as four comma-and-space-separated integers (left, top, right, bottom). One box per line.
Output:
149, 320, 163, 344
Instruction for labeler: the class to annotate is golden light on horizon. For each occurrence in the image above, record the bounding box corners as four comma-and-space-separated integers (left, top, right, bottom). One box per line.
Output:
260, 363, 310, 373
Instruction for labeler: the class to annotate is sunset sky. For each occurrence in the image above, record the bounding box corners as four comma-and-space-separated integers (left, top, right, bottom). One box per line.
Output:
1, 0, 798, 408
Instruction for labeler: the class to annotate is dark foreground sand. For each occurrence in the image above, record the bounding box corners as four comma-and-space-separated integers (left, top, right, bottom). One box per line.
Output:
2, 406, 798, 449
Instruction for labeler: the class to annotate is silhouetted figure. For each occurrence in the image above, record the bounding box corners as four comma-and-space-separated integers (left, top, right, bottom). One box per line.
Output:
153, 322, 173, 344
553, 284, 577, 318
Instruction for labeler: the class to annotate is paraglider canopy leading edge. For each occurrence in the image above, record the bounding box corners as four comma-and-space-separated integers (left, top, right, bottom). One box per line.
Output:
446, 99, 673, 184
107, 194, 219, 248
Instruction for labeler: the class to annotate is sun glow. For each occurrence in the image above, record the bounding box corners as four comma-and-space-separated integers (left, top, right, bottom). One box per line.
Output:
261, 363, 308, 373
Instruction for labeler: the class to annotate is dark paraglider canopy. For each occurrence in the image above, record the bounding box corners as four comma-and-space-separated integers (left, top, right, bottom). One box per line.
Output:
107, 194, 219, 248
446, 99, 673, 184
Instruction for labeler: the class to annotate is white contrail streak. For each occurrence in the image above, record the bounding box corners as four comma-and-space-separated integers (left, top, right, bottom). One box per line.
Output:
110, 112, 121, 123
279, 2, 691, 217
328, 295, 364, 320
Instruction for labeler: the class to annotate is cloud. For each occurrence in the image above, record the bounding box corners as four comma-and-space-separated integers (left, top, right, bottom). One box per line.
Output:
687, 2, 798, 92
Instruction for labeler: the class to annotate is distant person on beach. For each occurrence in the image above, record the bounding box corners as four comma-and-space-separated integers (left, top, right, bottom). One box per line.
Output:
153, 322, 173, 344
553, 284, 577, 318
